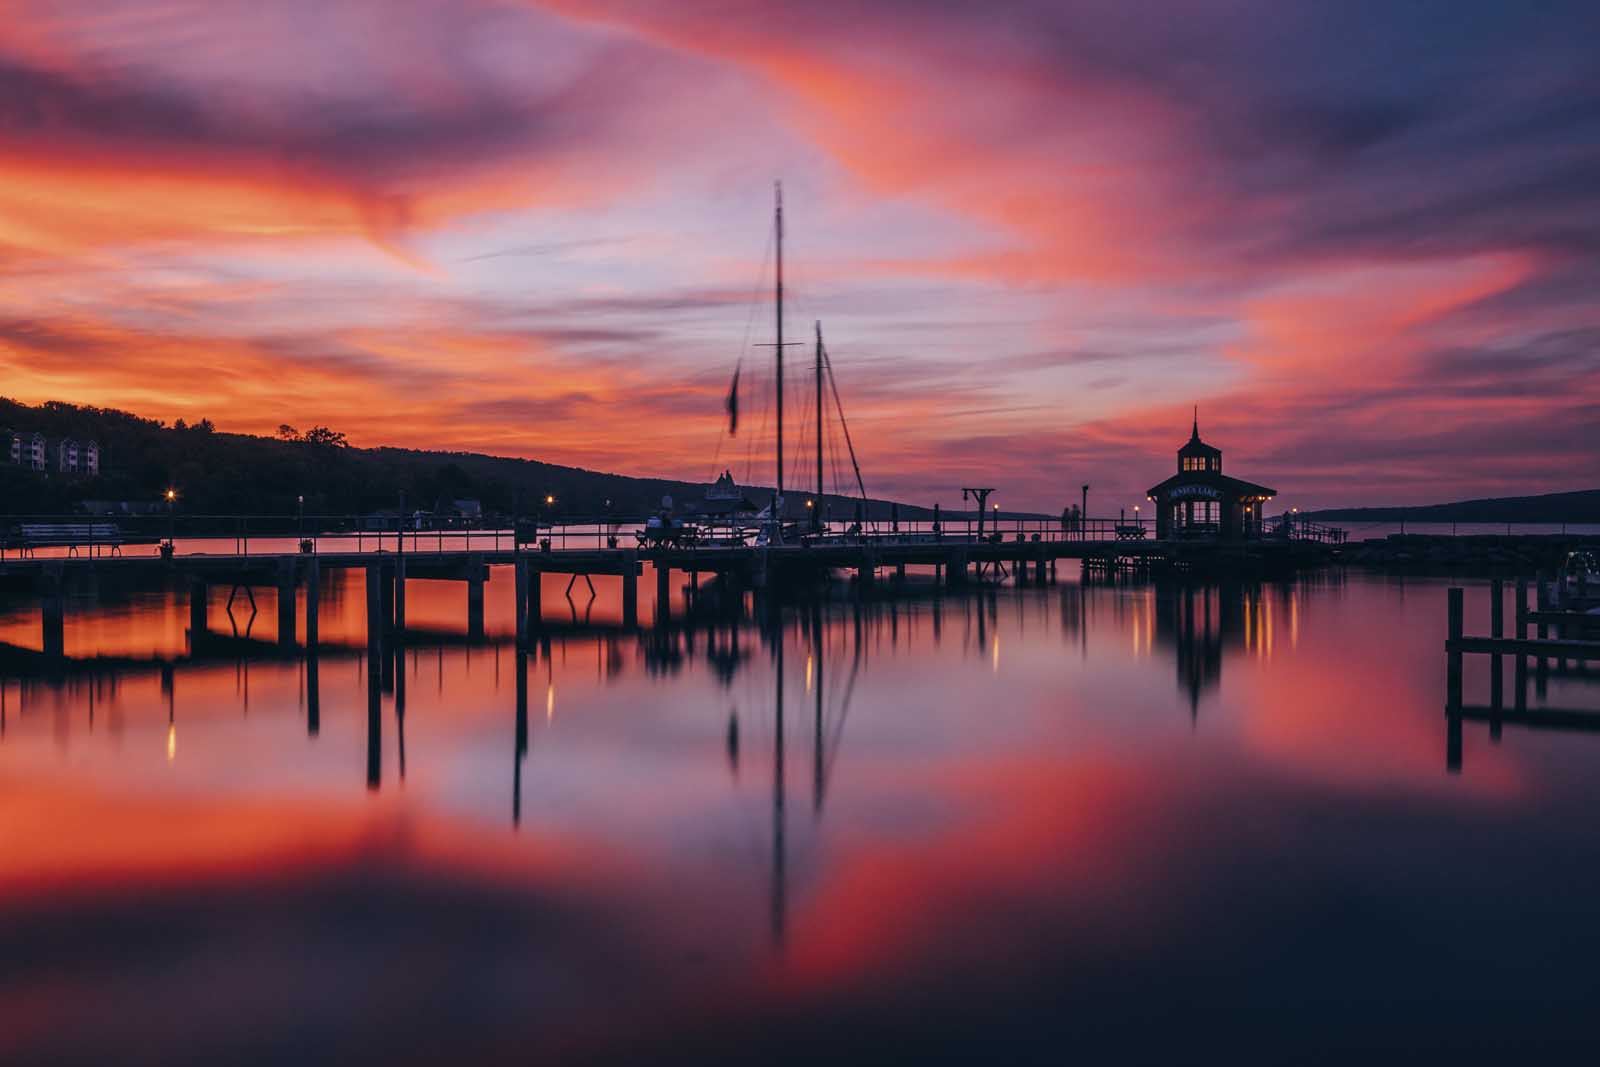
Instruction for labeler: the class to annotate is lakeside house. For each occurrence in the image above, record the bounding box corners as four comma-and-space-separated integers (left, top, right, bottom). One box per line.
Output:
1145, 415, 1276, 539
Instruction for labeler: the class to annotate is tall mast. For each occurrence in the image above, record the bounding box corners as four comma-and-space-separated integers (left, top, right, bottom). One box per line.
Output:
774, 182, 784, 504
814, 321, 824, 528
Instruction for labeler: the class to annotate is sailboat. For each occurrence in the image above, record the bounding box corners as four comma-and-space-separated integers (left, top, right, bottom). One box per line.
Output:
641, 186, 870, 551
745, 184, 869, 547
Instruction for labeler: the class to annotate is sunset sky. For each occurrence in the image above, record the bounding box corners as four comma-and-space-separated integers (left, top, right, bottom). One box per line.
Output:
1, 0, 1596, 511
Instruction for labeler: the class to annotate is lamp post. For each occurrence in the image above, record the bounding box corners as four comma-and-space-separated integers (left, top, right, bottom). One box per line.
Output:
1134, 504, 1141, 535
162, 488, 177, 558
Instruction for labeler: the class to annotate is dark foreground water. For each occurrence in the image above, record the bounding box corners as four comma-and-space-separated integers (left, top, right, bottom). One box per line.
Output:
1, 565, 1597, 1064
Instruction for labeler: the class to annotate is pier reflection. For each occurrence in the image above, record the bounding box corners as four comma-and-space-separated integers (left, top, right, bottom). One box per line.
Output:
4, 563, 1600, 1063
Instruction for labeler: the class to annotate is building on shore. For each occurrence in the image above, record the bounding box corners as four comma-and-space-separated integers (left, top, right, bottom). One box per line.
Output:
1145, 414, 1276, 539
6, 431, 101, 475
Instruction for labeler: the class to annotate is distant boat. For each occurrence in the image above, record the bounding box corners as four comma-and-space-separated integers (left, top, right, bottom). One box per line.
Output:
717, 184, 870, 546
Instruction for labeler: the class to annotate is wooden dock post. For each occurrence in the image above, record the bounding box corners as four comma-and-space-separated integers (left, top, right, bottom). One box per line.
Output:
895, 562, 906, 583
656, 561, 671, 624
1446, 711, 1462, 774
1446, 586, 1463, 711
277, 557, 297, 647
40, 565, 65, 659
946, 550, 967, 588
393, 556, 407, 634
306, 649, 320, 736
514, 559, 528, 645
365, 563, 384, 662
527, 562, 541, 632
304, 557, 319, 650
366, 666, 381, 790
1488, 578, 1503, 738
856, 550, 875, 591
1489, 578, 1503, 711
466, 554, 485, 639
622, 551, 639, 629
1535, 569, 1549, 694
188, 574, 208, 638
379, 562, 395, 634
1514, 577, 1527, 712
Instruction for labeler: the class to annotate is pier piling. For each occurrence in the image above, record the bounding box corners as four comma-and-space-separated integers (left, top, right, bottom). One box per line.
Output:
622, 551, 639, 629
304, 557, 319, 650
1489, 578, 1504, 736
40, 566, 65, 659
188, 576, 208, 638
276, 557, 296, 647
365, 563, 384, 662
1446, 586, 1463, 711
514, 559, 528, 645
1514, 577, 1527, 712
393, 557, 407, 634
466, 555, 485, 639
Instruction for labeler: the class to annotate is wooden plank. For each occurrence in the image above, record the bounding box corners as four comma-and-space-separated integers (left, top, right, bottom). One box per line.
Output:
1525, 610, 1600, 626
1450, 705, 1600, 732
1447, 636, 1600, 659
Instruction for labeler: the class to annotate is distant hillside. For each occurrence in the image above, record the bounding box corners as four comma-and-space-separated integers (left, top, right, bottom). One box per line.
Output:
0, 396, 935, 520
1305, 489, 1600, 524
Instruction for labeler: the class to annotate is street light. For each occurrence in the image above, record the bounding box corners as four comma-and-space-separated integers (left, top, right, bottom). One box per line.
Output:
163, 488, 177, 555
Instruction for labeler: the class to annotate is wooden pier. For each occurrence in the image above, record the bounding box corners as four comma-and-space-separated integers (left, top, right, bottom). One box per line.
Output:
1443, 580, 1600, 772
0, 521, 1342, 662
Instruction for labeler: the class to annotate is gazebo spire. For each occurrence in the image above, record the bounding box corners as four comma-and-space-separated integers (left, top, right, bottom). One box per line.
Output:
1190, 404, 1200, 442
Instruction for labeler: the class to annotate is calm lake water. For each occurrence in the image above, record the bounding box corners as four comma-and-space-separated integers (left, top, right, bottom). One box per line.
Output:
2, 563, 1597, 1063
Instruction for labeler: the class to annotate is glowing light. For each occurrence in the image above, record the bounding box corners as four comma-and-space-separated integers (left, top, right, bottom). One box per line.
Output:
164, 488, 177, 502
166, 723, 176, 762
546, 684, 554, 721
805, 655, 813, 691
991, 634, 1000, 673
545, 495, 555, 506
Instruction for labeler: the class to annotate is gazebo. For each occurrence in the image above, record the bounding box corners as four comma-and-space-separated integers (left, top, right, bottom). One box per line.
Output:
1145, 413, 1276, 540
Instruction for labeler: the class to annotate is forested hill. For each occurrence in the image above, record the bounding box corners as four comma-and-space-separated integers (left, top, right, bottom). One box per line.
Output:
1304, 490, 1600, 524
0, 397, 930, 519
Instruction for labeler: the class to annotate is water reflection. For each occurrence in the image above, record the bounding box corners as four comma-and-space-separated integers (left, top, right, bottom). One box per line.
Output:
2, 565, 1598, 1062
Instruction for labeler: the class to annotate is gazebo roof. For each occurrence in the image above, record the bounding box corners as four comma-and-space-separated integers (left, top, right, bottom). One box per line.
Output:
1178, 411, 1221, 458
1146, 469, 1277, 499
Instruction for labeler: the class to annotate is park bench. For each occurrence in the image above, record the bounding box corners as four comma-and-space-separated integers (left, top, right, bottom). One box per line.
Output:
14, 522, 126, 557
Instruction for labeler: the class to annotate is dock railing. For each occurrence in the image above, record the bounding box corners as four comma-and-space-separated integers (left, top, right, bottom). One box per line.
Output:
3, 512, 1168, 562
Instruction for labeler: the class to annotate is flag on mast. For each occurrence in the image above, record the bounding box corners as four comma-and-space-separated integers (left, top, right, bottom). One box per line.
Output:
726, 363, 741, 435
